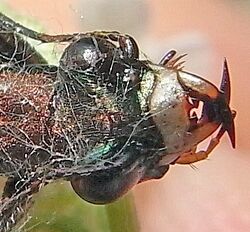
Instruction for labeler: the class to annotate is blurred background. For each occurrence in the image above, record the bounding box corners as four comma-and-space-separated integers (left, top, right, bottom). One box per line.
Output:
0, 0, 250, 231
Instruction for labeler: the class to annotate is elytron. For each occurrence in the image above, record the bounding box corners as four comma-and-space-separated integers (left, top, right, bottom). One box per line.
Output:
0, 12, 235, 231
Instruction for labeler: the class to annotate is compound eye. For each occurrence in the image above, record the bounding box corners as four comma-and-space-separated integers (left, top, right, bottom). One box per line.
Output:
59, 37, 105, 71
70, 168, 142, 204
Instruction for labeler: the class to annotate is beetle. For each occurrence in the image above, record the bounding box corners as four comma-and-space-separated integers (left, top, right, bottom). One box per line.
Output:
0, 12, 235, 231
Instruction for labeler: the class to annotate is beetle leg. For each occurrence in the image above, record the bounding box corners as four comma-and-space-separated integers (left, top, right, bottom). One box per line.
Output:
159, 51, 187, 70
180, 112, 234, 165
0, 12, 87, 43
168, 54, 187, 69
0, 178, 34, 232
0, 175, 47, 232
176, 136, 221, 165
159, 50, 176, 66
0, 12, 140, 60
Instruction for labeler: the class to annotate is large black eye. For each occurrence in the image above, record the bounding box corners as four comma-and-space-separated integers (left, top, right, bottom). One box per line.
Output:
59, 36, 116, 72
70, 167, 142, 204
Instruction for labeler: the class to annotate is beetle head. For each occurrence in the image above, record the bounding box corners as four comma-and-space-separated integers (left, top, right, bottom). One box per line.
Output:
202, 59, 235, 147
178, 59, 236, 148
